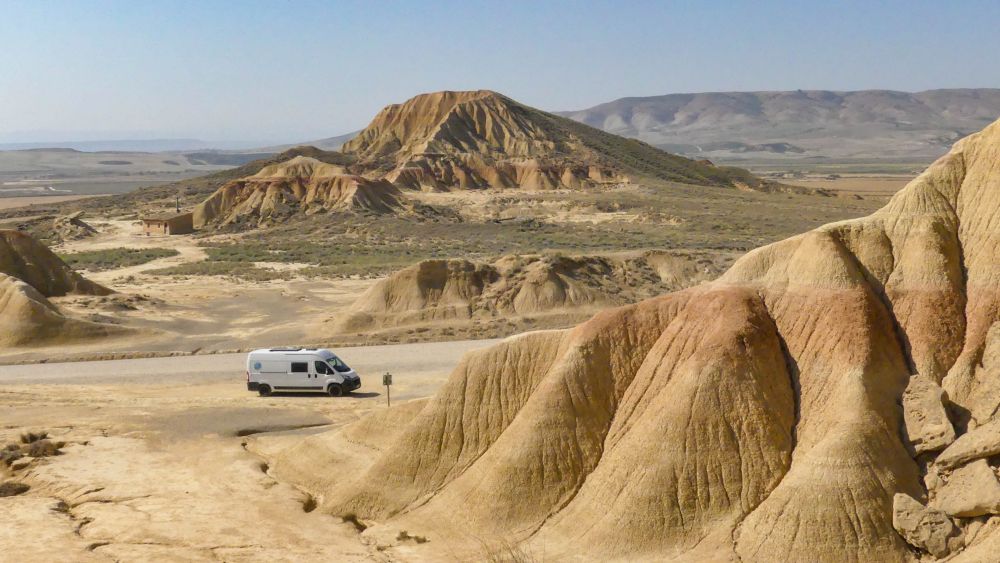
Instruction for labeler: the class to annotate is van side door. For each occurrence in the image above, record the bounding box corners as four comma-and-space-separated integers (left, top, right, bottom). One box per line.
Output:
289, 361, 310, 390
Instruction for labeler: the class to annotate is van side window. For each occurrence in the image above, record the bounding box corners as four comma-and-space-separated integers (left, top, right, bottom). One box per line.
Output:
291, 362, 308, 373
315, 361, 330, 375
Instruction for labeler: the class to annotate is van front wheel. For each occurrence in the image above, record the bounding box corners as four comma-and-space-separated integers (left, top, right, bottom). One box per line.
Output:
258, 384, 272, 397
327, 384, 344, 397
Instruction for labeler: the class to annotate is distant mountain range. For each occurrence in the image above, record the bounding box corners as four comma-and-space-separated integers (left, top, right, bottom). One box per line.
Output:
558, 89, 1000, 160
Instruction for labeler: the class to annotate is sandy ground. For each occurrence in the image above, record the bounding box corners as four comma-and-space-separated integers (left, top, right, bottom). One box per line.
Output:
0, 220, 381, 363
0, 338, 497, 562
784, 174, 913, 198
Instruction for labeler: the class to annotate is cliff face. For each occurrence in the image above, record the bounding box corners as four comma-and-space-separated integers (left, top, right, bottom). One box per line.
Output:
280, 117, 1000, 561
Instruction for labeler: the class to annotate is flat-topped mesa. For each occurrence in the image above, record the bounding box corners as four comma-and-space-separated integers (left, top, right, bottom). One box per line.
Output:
193, 155, 404, 228
285, 117, 1000, 561
341, 90, 777, 191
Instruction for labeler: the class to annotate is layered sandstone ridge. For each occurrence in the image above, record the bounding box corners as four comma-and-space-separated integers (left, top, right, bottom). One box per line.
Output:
0, 230, 122, 346
335, 251, 718, 333
266, 117, 1000, 561
193, 156, 403, 227
343, 90, 780, 191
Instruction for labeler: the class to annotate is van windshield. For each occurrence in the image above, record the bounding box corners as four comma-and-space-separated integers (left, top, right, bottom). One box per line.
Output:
328, 356, 351, 373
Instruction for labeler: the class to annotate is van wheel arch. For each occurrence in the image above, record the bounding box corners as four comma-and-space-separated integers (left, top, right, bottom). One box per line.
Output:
327, 383, 344, 397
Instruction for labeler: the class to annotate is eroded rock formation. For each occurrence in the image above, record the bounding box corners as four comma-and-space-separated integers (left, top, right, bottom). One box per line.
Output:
334, 251, 720, 333
342, 90, 782, 192
266, 117, 1000, 560
193, 156, 403, 228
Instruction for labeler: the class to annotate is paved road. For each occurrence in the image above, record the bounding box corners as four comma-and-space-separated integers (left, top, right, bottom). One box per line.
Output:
0, 339, 500, 386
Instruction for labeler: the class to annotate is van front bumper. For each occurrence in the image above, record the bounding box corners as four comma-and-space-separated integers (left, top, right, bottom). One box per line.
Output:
343, 377, 361, 392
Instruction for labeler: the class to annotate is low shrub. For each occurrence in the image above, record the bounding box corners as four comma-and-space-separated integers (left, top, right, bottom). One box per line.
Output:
0, 481, 30, 497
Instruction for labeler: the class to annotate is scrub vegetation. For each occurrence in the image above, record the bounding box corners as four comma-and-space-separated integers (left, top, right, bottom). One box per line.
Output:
60, 247, 178, 271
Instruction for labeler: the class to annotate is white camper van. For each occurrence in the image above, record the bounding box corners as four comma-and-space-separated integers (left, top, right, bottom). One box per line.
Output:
246, 347, 361, 397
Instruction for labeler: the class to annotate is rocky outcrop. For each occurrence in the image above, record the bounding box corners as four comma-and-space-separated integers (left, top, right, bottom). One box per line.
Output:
903, 374, 956, 455
52, 212, 98, 241
261, 118, 1000, 561
193, 156, 404, 228
893, 493, 963, 558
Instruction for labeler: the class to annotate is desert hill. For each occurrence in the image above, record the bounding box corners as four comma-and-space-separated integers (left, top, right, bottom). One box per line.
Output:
267, 117, 1000, 560
0, 230, 122, 346
0, 273, 120, 347
561, 88, 1000, 160
342, 90, 783, 191
335, 251, 720, 335
193, 156, 402, 228
0, 230, 110, 297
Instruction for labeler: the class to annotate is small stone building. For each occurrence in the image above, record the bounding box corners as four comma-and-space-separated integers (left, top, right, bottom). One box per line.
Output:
141, 212, 194, 236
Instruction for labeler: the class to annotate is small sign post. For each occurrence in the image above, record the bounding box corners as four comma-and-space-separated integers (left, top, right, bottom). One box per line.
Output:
383, 372, 393, 407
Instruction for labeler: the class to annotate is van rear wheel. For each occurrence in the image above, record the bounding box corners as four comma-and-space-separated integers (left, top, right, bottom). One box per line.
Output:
258, 384, 272, 397
327, 384, 344, 397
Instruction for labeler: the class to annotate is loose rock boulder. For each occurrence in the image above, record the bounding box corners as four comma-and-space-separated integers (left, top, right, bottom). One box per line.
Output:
936, 418, 1000, 470
892, 493, 963, 558
903, 374, 956, 455
932, 460, 1000, 518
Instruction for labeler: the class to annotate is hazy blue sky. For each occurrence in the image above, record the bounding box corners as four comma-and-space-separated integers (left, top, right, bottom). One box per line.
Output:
2, 0, 999, 144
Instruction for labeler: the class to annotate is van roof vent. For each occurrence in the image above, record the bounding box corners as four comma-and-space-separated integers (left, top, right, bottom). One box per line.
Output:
269, 346, 303, 352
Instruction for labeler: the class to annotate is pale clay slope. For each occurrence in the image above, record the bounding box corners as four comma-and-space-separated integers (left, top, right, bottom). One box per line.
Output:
265, 118, 1000, 561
